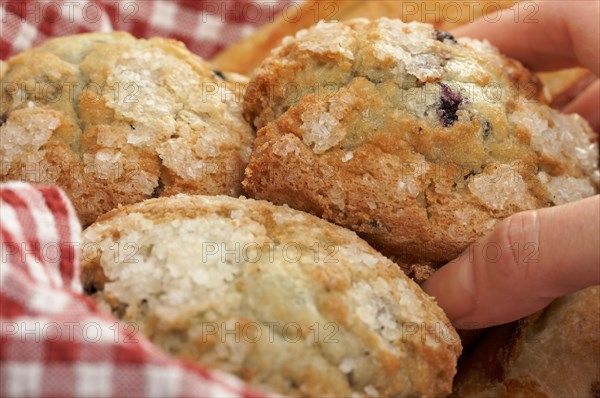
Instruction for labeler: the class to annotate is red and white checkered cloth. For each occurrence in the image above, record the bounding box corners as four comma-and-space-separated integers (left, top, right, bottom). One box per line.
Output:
0, 182, 273, 398
1, 0, 295, 60
1, 1, 298, 396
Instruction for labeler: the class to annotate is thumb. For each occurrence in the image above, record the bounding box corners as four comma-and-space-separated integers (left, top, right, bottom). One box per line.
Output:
422, 195, 600, 329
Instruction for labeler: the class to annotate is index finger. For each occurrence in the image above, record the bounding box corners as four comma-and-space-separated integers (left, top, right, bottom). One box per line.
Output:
422, 195, 600, 329
452, 1, 600, 75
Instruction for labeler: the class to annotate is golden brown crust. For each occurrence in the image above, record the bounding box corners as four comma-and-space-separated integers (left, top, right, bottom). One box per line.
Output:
452, 286, 600, 398
82, 194, 461, 397
242, 19, 599, 266
244, 88, 498, 263
1, 32, 253, 226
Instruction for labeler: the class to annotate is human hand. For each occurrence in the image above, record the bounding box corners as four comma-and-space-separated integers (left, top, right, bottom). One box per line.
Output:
423, 196, 599, 329
422, 0, 600, 329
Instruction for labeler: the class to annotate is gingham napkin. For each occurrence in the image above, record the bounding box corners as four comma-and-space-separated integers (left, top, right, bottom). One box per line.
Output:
1, 0, 296, 396
1, 0, 293, 60
0, 182, 272, 397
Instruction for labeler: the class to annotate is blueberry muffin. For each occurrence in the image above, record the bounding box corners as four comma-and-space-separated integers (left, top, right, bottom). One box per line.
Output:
1, 32, 253, 226
81, 194, 461, 397
452, 286, 600, 397
243, 19, 599, 271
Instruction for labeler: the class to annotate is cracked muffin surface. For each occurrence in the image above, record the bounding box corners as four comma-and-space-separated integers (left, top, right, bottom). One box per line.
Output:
452, 286, 600, 397
1, 32, 253, 226
81, 194, 461, 397
243, 18, 600, 271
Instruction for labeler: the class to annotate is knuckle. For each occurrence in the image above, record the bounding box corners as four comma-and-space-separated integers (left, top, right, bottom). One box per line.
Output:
493, 210, 541, 277
504, 211, 541, 256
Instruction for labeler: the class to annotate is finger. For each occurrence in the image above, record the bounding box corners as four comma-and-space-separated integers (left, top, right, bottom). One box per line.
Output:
422, 196, 600, 329
452, 1, 600, 75
562, 79, 600, 132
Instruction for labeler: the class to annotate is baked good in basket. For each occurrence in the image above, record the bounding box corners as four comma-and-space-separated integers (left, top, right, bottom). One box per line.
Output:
452, 286, 600, 397
81, 194, 461, 397
243, 18, 599, 272
1, 32, 253, 226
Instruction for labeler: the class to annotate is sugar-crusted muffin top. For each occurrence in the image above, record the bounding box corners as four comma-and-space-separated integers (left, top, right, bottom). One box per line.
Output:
81, 194, 461, 397
1, 32, 253, 225
243, 18, 599, 267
